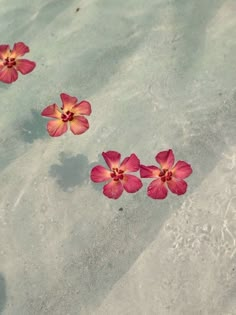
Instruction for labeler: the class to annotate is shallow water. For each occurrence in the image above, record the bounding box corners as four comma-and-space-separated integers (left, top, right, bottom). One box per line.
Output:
0, 0, 236, 314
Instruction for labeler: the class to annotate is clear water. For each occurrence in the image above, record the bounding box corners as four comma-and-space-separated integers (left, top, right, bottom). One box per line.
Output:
0, 0, 236, 314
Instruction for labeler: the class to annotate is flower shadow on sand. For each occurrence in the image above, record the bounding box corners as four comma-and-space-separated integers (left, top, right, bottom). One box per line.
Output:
0, 82, 10, 90
49, 152, 106, 193
0, 274, 6, 314
48, 152, 95, 192
18, 109, 47, 143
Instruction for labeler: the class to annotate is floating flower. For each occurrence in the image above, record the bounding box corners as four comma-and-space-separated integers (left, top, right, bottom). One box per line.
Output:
41, 93, 92, 137
90, 151, 143, 199
140, 149, 192, 199
0, 42, 36, 84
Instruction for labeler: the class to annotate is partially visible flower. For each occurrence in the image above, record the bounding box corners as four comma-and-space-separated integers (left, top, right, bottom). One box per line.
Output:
0, 42, 36, 84
90, 151, 143, 199
140, 149, 192, 199
41, 93, 92, 137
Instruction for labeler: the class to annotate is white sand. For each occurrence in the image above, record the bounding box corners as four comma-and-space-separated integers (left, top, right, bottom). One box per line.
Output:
0, 0, 236, 314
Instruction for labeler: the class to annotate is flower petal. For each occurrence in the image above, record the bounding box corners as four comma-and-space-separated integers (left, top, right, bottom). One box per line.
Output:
0, 67, 18, 84
90, 165, 111, 182
60, 93, 78, 111
11, 42, 29, 58
167, 178, 187, 195
119, 153, 140, 173
103, 180, 123, 199
15, 59, 36, 74
102, 151, 121, 170
41, 104, 62, 119
69, 116, 89, 135
155, 149, 175, 170
0, 45, 10, 59
72, 101, 92, 116
122, 174, 143, 193
140, 165, 160, 178
147, 179, 168, 199
46, 119, 67, 137
172, 161, 192, 179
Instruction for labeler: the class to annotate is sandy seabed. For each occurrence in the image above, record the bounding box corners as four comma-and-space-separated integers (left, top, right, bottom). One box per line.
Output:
0, 0, 236, 314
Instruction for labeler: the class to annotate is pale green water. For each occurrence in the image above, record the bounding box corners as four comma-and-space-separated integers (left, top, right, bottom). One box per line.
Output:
0, 0, 236, 314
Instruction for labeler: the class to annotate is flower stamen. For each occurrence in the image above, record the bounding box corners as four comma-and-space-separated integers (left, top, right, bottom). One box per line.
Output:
3, 57, 16, 68
61, 111, 74, 122
159, 169, 172, 182
110, 168, 124, 181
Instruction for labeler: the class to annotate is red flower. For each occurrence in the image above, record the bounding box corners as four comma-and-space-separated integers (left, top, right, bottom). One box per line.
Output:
0, 42, 36, 84
140, 149, 192, 199
41, 93, 92, 137
90, 151, 143, 199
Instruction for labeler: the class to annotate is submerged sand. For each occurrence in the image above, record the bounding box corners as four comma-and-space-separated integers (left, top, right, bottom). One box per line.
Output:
0, 0, 236, 314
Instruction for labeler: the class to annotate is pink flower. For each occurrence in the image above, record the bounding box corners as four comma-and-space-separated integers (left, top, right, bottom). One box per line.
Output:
90, 151, 143, 199
140, 149, 192, 199
0, 42, 36, 83
41, 93, 92, 137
